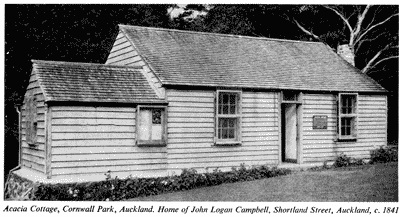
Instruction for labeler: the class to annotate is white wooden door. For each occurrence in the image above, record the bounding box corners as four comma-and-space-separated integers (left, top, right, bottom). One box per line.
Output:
285, 104, 297, 162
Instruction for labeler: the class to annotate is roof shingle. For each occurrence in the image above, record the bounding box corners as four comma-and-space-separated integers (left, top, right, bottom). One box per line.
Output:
32, 60, 165, 103
120, 25, 385, 92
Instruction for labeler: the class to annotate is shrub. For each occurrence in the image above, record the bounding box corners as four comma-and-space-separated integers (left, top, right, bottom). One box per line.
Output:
5, 163, 291, 201
4, 174, 36, 200
333, 153, 352, 167
333, 153, 367, 168
370, 146, 398, 164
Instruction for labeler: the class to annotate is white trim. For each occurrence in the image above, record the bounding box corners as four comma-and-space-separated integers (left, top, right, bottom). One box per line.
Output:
282, 91, 302, 104
338, 93, 358, 140
215, 89, 242, 145
136, 105, 167, 146
297, 92, 303, 164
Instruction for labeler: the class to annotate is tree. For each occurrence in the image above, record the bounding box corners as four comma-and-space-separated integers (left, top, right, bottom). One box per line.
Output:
294, 5, 398, 74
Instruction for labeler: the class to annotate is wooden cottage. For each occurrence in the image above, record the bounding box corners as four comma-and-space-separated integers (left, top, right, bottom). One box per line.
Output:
16, 25, 387, 182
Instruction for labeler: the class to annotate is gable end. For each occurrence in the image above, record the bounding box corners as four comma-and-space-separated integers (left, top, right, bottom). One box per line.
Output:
106, 29, 165, 99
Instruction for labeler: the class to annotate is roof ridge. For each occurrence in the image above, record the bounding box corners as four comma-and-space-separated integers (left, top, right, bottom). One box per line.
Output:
31, 59, 143, 69
118, 24, 323, 44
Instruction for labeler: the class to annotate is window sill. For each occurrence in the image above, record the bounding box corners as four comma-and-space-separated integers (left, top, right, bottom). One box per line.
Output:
335, 138, 357, 143
137, 140, 166, 147
214, 141, 242, 146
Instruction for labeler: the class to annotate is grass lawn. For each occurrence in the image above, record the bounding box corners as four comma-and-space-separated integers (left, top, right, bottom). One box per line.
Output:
130, 162, 398, 202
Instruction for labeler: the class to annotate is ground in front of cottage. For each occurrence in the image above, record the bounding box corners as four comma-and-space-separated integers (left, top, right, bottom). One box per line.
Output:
130, 162, 398, 202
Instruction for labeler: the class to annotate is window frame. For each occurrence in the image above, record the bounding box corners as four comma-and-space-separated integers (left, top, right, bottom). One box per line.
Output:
282, 91, 302, 104
136, 105, 167, 147
338, 93, 358, 140
215, 90, 242, 145
26, 95, 37, 146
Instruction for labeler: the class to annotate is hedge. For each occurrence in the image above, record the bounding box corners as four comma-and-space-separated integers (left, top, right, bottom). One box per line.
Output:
5, 164, 291, 201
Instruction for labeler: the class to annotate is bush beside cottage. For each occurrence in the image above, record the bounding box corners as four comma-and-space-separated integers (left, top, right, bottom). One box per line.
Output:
4, 145, 397, 201
5, 164, 291, 201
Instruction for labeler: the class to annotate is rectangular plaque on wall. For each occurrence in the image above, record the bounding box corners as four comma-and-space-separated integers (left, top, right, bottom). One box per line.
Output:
313, 115, 328, 129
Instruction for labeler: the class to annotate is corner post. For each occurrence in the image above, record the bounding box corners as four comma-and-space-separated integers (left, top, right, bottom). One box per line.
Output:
297, 92, 303, 164
277, 91, 282, 165
15, 104, 22, 166
45, 105, 52, 179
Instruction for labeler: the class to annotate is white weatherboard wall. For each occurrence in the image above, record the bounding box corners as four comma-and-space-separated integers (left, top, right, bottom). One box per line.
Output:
166, 89, 279, 173
105, 30, 165, 98
21, 72, 46, 174
50, 106, 167, 179
302, 93, 387, 163
106, 31, 142, 66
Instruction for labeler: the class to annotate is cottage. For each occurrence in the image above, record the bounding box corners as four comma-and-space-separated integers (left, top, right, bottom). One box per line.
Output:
15, 25, 387, 183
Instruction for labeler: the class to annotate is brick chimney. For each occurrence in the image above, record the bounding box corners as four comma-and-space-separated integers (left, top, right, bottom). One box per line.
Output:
337, 44, 355, 66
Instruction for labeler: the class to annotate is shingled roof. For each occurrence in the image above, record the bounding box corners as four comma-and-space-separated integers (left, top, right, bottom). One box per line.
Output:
32, 60, 165, 103
119, 25, 385, 92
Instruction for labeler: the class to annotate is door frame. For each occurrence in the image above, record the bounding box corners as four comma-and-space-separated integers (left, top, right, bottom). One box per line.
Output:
278, 92, 303, 164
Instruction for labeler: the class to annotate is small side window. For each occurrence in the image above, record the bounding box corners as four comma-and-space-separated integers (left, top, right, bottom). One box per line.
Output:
26, 96, 37, 145
338, 93, 358, 140
137, 106, 167, 146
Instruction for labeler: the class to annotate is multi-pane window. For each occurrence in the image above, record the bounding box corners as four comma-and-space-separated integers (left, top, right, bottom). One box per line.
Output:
137, 106, 166, 146
338, 93, 357, 139
216, 91, 241, 143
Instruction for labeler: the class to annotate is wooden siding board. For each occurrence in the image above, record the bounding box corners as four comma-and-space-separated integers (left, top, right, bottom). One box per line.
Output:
302, 93, 387, 163
168, 145, 278, 153
169, 102, 214, 108
52, 139, 135, 147
168, 151, 278, 160
22, 159, 44, 172
53, 146, 165, 155
52, 164, 168, 175
107, 46, 136, 59
52, 125, 135, 133
168, 128, 214, 133
22, 147, 45, 159
52, 132, 134, 140
168, 138, 214, 143
108, 41, 131, 54
167, 96, 214, 103
168, 140, 278, 149
52, 158, 167, 168
21, 72, 46, 174
52, 152, 166, 162
168, 122, 213, 128
167, 160, 277, 170
169, 117, 214, 123
168, 155, 277, 164
166, 89, 280, 169
52, 111, 134, 119
52, 107, 136, 112
49, 106, 167, 176
52, 118, 134, 126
